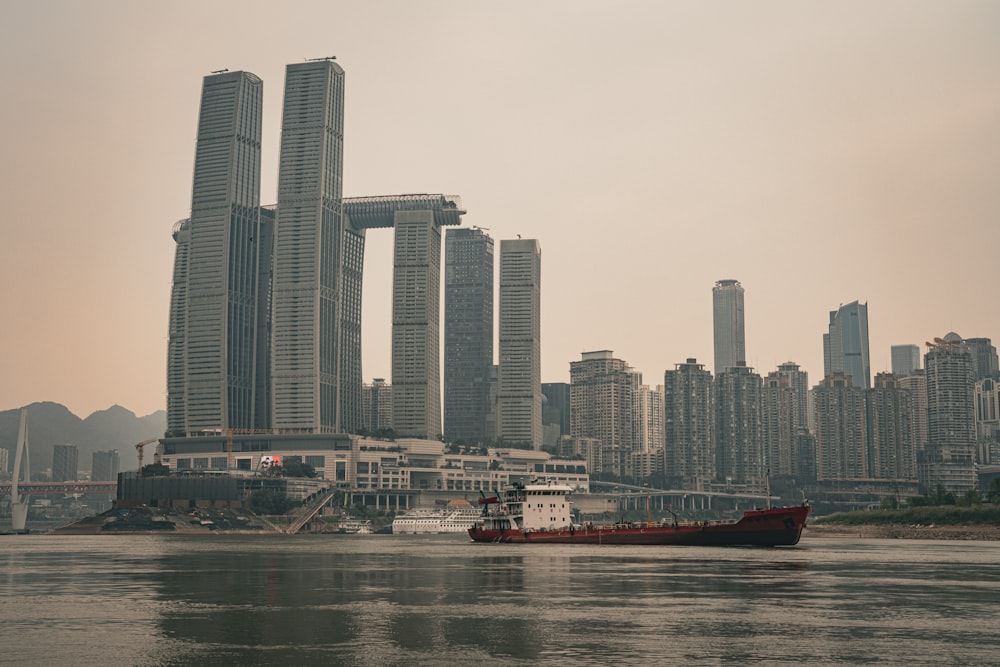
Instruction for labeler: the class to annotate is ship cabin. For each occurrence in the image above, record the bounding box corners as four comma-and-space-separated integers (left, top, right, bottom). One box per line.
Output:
503, 480, 574, 532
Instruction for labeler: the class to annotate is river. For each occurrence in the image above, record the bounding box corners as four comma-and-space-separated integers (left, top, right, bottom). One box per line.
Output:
0, 534, 997, 666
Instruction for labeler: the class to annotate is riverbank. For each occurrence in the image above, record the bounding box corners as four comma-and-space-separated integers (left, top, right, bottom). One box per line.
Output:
805, 522, 1000, 541
49, 507, 279, 535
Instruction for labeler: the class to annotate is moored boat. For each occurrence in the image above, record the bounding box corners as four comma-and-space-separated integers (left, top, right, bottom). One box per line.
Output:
469, 479, 810, 547
392, 499, 480, 534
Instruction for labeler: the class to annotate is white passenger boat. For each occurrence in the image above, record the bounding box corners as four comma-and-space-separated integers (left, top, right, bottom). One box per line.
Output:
392, 499, 480, 534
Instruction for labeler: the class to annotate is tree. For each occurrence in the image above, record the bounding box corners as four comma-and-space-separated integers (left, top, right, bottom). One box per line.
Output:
276, 460, 317, 478
249, 488, 296, 515
141, 462, 171, 477
989, 477, 1000, 504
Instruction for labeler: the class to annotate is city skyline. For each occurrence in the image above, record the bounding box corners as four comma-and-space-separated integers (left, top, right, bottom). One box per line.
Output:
2, 2, 999, 418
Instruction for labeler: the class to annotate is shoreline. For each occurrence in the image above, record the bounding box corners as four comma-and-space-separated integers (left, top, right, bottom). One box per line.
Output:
805, 523, 1000, 541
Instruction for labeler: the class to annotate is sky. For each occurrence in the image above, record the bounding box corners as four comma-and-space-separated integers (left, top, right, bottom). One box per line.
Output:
1, 1, 998, 419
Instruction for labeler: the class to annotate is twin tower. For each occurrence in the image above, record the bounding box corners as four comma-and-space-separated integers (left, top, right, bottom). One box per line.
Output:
167, 60, 469, 440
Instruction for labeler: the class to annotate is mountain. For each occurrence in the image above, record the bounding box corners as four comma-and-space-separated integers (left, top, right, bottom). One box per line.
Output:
0, 402, 165, 476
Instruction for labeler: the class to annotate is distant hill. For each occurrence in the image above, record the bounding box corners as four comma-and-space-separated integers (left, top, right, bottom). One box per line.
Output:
0, 402, 165, 476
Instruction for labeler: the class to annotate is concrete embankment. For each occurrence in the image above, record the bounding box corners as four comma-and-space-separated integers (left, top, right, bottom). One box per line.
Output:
50, 507, 280, 535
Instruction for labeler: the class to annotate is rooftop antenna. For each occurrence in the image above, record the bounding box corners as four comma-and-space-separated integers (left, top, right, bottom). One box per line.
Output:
306, 56, 337, 61
211, 68, 229, 74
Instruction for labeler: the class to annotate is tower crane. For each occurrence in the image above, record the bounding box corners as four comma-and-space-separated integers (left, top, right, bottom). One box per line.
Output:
135, 438, 160, 472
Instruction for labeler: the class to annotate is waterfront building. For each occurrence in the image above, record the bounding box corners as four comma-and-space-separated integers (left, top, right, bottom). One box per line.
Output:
761, 367, 806, 478
974, 378, 999, 463
570, 351, 638, 478
555, 435, 604, 476
52, 443, 79, 482
921, 337, 976, 493
891, 344, 921, 376
712, 279, 745, 375
167, 70, 264, 436
542, 382, 571, 447
270, 59, 352, 433
497, 239, 542, 448
443, 227, 494, 443
714, 363, 764, 488
823, 300, 870, 389
898, 369, 928, 451
812, 372, 868, 480
663, 358, 714, 490
867, 373, 915, 480
962, 337, 999, 381
362, 379, 393, 434
637, 384, 665, 454
91, 450, 120, 483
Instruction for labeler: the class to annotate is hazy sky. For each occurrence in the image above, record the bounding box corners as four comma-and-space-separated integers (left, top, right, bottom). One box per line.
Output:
2, 1, 998, 418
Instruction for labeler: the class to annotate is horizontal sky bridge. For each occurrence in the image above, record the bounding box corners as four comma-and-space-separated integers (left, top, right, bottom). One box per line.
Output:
343, 193, 465, 229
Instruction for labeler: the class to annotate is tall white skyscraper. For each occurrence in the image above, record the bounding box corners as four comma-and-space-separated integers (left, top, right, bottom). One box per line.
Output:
823, 300, 871, 389
167, 70, 263, 436
270, 59, 349, 433
713, 279, 745, 375
497, 239, 542, 448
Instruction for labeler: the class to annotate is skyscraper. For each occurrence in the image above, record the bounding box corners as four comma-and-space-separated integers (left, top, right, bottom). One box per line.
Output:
664, 358, 714, 490
362, 378, 393, 434
713, 279, 745, 375
443, 227, 494, 443
91, 450, 120, 482
570, 351, 638, 477
812, 372, 868, 480
962, 337, 999, 381
714, 362, 764, 487
167, 70, 264, 436
762, 368, 801, 478
270, 59, 351, 433
921, 338, 976, 492
52, 443, 79, 482
823, 300, 871, 389
867, 373, 915, 480
891, 344, 921, 376
497, 239, 542, 448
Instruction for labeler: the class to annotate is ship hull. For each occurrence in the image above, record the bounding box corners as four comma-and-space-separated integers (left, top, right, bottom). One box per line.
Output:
469, 505, 810, 547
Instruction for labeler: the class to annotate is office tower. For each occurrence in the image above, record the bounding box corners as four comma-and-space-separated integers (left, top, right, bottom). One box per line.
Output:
713, 279, 745, 375
962, 337, 999, 380
823, 300, 871, 389
0, 447, 7, 474
975, 378, 1000, 463
891, 344, 921, 376
443, 227, 494, 443
271, 59, 350, 433
761, 365, 807, 478
570, 351, 638, 477
812, 372, 868, 480
663, 358, 714, 490
714, 363, 764, 487
91, 450, 120, 482
167, 70, 264, 436
362, 379, 393, 434
898, 369, 928, 451
52, 443, 79, 482
867, 373, 915, 480
497, 239, 542, 448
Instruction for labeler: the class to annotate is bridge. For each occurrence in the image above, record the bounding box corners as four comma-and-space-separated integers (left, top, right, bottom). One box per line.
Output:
0, 481, 117, 497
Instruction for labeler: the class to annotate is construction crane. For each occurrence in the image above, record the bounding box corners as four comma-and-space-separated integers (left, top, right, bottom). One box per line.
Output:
135, 438, 160, 472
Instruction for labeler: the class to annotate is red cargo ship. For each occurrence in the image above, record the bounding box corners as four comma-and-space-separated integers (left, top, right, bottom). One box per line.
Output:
469, 480, 810, 547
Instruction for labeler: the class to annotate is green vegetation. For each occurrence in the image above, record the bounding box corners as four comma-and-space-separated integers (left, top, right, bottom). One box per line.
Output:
813, 505, 1000, 527
141, 462, 171, 477
248, 488, 296, 515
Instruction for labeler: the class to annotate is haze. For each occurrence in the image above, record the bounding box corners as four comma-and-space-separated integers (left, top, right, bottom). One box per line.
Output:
1, 1, 998, 418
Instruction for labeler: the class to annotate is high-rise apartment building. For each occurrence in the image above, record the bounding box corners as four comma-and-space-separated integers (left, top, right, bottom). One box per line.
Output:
497, 239, 542, 448
91, 450, 120, 482
962, 337, 999, 381
891, 344, 921, 376
921, 338, 976, 493
542, 382, 571, 441
715, 363, 764, 487
443, 227, 494, 443
663, 359, 714, 490
713, 279, 745, 375
0, 447, 8, 474
867, 373, 915, 480
362, 379, 393, 434
167, 70, 264, 436
823, 300, 871, 389
762, 371, 799, 478
570, 351, 638, 476
812, 372, 868, 480
270, 59, 351, 433
636, 384, 664, 454
897, 369, 929, 453
52, 443, 79, 482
